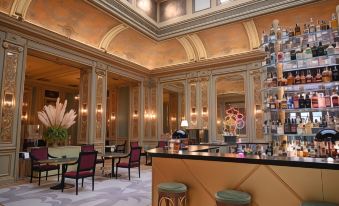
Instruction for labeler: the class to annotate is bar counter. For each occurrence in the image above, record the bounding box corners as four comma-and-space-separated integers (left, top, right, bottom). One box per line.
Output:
148, 146, 339, 206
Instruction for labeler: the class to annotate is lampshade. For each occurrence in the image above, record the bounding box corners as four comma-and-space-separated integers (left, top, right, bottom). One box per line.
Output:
181, 120, 188, 127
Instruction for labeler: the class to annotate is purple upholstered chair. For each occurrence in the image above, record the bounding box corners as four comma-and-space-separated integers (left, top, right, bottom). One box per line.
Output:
62, 151, 98, 195
81, 144, 105, 170
116, 146, 142, 180
30, 147, 60, 185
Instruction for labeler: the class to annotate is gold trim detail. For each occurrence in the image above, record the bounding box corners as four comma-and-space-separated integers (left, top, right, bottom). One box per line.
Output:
242, 20, 260, 50
187, 34, 207, 60
99, 24, 129, 51
10, 0, 32, 20
176, 36, 196, 62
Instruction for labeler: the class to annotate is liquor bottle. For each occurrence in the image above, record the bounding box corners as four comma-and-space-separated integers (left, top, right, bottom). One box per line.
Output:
282, 27, 288, 38
317, 42, 325, 56
274, 94, 280, 109
289, 27, 294, 37
266, 72, 272, 88
290, 119, 297, 134
295, 71, 301, 84
318, 92, 325, 108
328, 67, 332, 82
277, 121, 284, 135
262, 30, 268, 44
316, 20, 321, 32
331, 90, 339, 107
266, 144, 273, 156
331, 13, 338, 29
306, 70, 313, 83
277, 51, 284, 62
290, 50, 296, 60
296, 47, 303, 60
281, 74, 287, 86
300, 71, 306, 84
322, 67, 330, 83
325, 90, 332, 107
287, 72, 295, 85
332, 66, 339, 81
284, 51, 291, 61
281, 94, 288, 109
305, 94, 311, 108
315, 69, 322, 82
303, 44, 312, 59
293, 93, 299, 108
284, 118, 290, 134
295, 24, 301, 36
335, 42, 339, 55
309, 18, 316, 33
277, 26, 282, 40
272, 72, 277, 87
303, 24, 309, 34
299, 94, 305, 108
311, 92, 319, 108
320, 20, 327, 31
326, 44, 335, 55
287, 95, 294, 109
311, 44, 318, 57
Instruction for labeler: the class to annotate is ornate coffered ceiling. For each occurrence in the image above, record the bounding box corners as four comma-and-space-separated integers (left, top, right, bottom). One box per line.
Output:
90, 0, 317, 40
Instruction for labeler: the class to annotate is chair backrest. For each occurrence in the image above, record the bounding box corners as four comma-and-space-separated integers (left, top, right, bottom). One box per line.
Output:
115, 140, 126, 153
30, 147, 48, 161
77, 151, 98, 172
81, 144, 94, 152
130, 141, 139, 149
157, 141, 168, 148
129, 147, 141, 163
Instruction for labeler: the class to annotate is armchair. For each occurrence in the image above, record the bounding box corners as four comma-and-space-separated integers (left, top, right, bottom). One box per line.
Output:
114, 140, 126, 153
116, 146, 141, 180
29, 147, 60, 185
80, 144, 105, 169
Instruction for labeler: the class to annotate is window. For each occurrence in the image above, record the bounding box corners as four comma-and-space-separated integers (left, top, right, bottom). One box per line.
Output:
194, 0, 211, 12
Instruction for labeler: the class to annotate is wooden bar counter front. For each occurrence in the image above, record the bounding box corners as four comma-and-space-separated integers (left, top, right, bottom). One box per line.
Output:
148, 147, 339, 206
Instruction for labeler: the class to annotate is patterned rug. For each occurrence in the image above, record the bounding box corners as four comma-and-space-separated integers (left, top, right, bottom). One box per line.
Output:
0, 166, 152, 206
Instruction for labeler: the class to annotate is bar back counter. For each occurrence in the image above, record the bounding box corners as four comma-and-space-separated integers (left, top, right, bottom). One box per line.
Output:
148, 146, 339, 206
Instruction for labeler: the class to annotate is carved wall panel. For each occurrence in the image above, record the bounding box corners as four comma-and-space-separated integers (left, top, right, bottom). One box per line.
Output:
131, 86, 139, 140
0, 42, 22, 144
78, 70, 89, 144
190, 81, 197, 128
150, 86, 157, 138
95, 74, 104, 141
253, 70, 263, 140
200, 78, 208, 129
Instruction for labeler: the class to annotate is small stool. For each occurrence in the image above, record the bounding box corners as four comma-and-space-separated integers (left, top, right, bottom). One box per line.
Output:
215, 189, 251, 206
301, 201, 338, 206
157, 182, 187, 206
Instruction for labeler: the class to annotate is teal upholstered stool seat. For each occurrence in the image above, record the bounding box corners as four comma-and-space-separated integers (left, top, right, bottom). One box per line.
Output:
215, 189, 251, 206
157, 182, 187, 206
301, 201, 338, 206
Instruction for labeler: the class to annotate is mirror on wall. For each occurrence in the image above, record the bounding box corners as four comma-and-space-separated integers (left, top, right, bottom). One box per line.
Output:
216, 73, 246, 142
162, 81, 185, 135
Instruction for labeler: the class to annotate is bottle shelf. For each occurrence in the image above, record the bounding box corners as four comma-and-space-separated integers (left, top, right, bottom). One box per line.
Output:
272, 133, 316, 137
262, 81, 339, 93
281, 54, 339, 72
266, 106, 339, 113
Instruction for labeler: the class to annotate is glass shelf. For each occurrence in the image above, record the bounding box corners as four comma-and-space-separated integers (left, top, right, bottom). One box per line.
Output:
262, 81, 339, 93
281, 54, 339, 72
267, 106, 339, 113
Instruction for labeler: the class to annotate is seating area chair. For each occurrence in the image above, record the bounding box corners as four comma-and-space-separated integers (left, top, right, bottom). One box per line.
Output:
29, 147, 60, 185
157, 140, 168, 148
62, 151, 98, 195
116, 146, 142, 180
130, 141, 139, 149
115, 140, 126, 153
81, 144, 105, 168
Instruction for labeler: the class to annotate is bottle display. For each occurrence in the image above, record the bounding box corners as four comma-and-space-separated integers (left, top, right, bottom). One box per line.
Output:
261, 13, 339, 158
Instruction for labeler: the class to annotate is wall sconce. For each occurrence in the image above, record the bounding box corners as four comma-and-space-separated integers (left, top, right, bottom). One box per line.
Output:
191, 107, 196, 116
3, 92, 14, 107
74, 94, 79, 100
255, 105, 262, 114
202, 107, 208, 116
21, 112, 28, 121
111, 112, 116, 121
170, 117, 177, 122
96, 104, 102, 113
133, 110, 138, 119
81, 103, 87, 115
217, 119, 221, 124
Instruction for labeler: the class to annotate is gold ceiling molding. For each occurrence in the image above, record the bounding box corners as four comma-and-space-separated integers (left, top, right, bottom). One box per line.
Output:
99, 24, 129, 51
187, 34, 207, 61
242, 20, 260, 50
176, 36, 196, 62
10, 0, 31, 20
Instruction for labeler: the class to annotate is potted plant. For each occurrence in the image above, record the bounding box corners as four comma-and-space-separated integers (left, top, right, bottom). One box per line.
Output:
38, 98, 77, 146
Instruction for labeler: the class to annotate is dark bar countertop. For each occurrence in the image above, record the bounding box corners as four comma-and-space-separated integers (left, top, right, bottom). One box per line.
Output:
147, 145, 339, 170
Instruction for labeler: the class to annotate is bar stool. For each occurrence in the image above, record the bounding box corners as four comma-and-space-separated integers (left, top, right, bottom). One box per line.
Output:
157, 182, 187, 206
215, 189, 251, 206
301, 201, 338, 206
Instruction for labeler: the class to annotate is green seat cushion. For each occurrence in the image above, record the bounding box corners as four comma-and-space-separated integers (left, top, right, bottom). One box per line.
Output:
215, 190, 251, 204
158, 182, 187, 193
301, 201, 338, 206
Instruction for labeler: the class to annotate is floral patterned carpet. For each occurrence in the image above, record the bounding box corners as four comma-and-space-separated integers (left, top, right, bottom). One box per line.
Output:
0, 166, 152, 206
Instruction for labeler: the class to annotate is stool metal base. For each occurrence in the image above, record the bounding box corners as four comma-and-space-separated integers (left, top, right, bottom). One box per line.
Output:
158, 191, 187, 206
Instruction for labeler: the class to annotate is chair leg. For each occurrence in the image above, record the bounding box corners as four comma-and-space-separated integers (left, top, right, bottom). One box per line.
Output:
128, 168, 130, 181
116, 167, 118, 179
76, 179, 78, 195
92, 176, 94, 191
61, 176, 65, 192
30, 168, 33, 183
57, 168, 60, 181
82, 178, 84, 187
46, 171, 48, 180
38, 171, 41, 186
138, 165, 140, 178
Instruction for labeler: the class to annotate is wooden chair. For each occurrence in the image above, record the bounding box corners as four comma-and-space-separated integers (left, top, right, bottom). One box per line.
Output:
116, 146, 142, 180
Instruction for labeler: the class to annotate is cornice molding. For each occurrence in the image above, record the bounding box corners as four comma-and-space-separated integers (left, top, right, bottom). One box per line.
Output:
151, 50, 266, 77
90, 0, 317, 40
